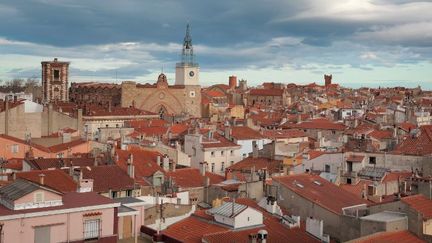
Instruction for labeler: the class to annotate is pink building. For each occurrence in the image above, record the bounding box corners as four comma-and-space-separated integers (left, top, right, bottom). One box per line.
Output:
0, 134, 91, 160
0, 179, 119, 243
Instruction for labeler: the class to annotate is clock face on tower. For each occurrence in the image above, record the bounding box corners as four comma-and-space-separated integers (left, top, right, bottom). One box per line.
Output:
189, 71, 195, 77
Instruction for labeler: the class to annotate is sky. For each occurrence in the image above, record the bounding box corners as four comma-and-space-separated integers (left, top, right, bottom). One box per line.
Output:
0, 0, 431, 89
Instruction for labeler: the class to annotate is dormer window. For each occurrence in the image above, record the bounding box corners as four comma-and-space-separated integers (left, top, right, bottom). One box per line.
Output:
34, 192, 44, 203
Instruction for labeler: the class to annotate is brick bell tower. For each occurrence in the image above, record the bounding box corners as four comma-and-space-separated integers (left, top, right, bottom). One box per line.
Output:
41, 58, 70, 103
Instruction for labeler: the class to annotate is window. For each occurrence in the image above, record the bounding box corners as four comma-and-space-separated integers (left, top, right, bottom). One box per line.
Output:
11, 144, 19, 154
211, 163, 215, 173
105, 124, 109, 128
211, 151, 215, 157
34, 192, 44, 203
53, 70, 60, 80
221, 162, 225, 172
243, 153, 247, 157
56, 153, 64, 158
116, 124, 119, 128
126, 190, 133, 197
84, 219, 100, 240
230, 161, 234, 166
111, 191, 118, 198
221, 151, 224, 156
369, 157, 376, 165
332, 130, 336, 135
230, 150, 234, 156
325, 164, 330, 173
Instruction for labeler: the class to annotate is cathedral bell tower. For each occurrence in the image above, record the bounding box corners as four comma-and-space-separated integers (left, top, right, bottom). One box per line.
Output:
175, 24, 200, 86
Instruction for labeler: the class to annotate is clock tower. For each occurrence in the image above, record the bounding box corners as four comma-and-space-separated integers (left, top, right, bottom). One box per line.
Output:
175, 24, 200, 86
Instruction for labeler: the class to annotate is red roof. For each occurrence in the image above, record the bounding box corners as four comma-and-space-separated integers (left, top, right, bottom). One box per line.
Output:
307, 150, 326, 160
203, 90, 225, 98
288, 119, 346, 131
201, 133, 240, 149
115, 147, 164, 186
0, 191, 115, 217
167, 168, 224, 188
228, 157, 283, 175
249, 88, 284, 96
230, 126, 265, 140
381, 171, 412, 183
368, 130, 393, 140
17, 169, 77, 193
346, 155, 365, 163
163, 216, 228, 242
126, 119, 167, 128
394, 125, 432, 155
273, 174, 369, 215
263, 129, 306, 139
351, 230, 425, 243
170, 124, 189, 135
401, 194, 432, 220
398, 122, 416, 132
81, 165, 135, 193
2, 158, 23, 170
339, 180, 372, 198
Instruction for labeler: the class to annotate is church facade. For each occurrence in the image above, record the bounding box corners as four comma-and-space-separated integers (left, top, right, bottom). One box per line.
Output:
121, 24, 201, 118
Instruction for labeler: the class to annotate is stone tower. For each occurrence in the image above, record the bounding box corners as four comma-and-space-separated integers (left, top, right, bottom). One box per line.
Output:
175, 24, 200, 86
41, 58, 70, 103
324, 74, 332, 87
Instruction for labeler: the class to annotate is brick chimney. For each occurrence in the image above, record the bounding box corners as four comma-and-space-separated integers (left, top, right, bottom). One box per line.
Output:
127, 154, 134, 178
229, 76, 237, 90
39, 173, 45, 185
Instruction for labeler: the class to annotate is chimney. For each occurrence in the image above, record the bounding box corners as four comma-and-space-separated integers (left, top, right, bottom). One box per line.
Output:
297, 114, 302, 123
108, 101, 112, 113
77, 109, 83, 136
200, 162, 207, 176
249, 234, 258, 243
4, 97, 9, 136
162, 155, 169, 171
229, 76, 237, 90
127, 154, 134, 178
157, 155, 161, 167
252, 141, 259, 158
39, 173, 45, 185
69, 162, 74, 176
224, 126, 232, 140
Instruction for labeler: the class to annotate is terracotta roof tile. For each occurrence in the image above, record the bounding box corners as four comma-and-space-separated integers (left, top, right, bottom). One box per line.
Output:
273, 174, 369, 215
249, 88, 284, 96
115, 147, 164, 186
230, 126, 265, 140
167, 168, 224, 188
228, 157, 283, 175
17, 169, 77, 193
368, 130, 393, 140
401, 194, 432, 220
394, 125, 432, 155
81, 165, 135, 193
346, 155, 365, 163
350, 230, 425, 243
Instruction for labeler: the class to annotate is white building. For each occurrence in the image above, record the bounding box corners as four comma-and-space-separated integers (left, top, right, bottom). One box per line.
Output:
207, 201, 263, 229
228, 126, 271, 158
184, 131, 241, 175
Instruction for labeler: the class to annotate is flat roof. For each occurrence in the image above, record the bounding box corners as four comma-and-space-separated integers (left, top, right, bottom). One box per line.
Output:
361, 211, 407, 222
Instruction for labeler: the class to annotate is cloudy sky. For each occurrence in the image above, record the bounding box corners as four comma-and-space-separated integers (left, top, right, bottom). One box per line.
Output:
0, 0, 431, 88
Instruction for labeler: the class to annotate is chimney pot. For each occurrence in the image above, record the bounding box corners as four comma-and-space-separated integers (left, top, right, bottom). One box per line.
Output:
39, 173, 45, 185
